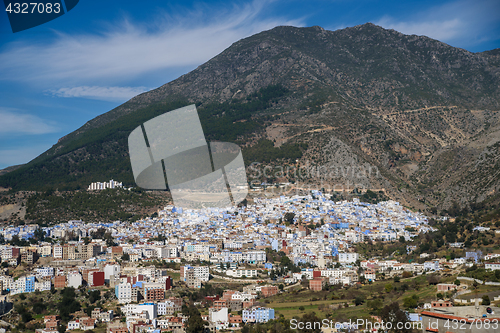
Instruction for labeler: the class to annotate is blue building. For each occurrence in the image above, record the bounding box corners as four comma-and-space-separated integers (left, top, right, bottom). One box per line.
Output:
25, 276, 35, 293
243, 307, 275, 323
466, 251, 482, 263
264, 263, 273, 270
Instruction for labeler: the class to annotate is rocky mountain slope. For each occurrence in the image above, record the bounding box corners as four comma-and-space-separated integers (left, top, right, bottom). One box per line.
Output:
1, 23, 499, 213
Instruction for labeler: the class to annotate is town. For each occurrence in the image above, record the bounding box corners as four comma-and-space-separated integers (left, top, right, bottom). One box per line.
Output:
0, 191, 499, 333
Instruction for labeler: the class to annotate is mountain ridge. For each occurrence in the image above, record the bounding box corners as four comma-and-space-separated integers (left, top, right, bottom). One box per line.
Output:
1, 23, 499, 216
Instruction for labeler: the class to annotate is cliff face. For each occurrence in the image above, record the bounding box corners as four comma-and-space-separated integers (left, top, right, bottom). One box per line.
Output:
2, 23, 499, 212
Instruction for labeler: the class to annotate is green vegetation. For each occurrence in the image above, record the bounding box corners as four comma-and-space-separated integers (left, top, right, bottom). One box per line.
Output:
58, 288, 81, 321
0, 99, 189, 191
464, 265, 500, 282
0, 84, 294, 192
243, 139, 307, 164
25, 188, 164, 224
7, 286, 122, 333
255, 275, 433, 333
183, 305, 208, 333
199, 84, 289, 142
360, 189, 389, 204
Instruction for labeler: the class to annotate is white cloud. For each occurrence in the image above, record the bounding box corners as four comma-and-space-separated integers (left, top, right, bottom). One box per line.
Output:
376, 18, 462, 42
375, 0, 500, 48
0, 108, 58, 135
0, 0, 305, 85
50, 86, 150, 101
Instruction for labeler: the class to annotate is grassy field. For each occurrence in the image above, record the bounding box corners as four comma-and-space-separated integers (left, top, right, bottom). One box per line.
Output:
261, 274, 500, 322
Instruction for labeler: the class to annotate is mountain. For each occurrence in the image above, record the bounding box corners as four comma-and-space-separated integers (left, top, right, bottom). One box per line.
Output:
1, 23, 500, 214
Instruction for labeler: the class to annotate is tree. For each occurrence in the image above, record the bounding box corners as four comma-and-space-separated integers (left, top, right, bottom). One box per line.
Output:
454, 279, 461, 286
58, 287, 80, 321
104, 233, 117, 247
184, 305, 207, 333
427, 275, 440, 285
367, 298, 383, 313
402, 271, 412, 278
85, 305, 95, 317
482, 295, 490, 305
354, 295, 365, 306
385, 283, 393, 293
21, 311, 32, 323
380, 302, 415, 333
300, 275, 309, 288
403, 295, 419, 309
88, 290, 101, 304
284, 212, 295, 224
472, 280, 479, 290
394, 276, 401, 283
57, 324, 66, 333
300, 312, 322, 333
278, 284, 284, 291
33, 228, 45, 242
121, 253, 130, 261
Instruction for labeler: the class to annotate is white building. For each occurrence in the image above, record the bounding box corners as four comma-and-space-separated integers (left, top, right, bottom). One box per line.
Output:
121, 303, 157, 319
116, 283, 132, 304
37, 245, 52, 257
104, 264, 121, 281
210, 307, 228, 324
243, 251, 266, 263
68, 272, 82, 289
424, 261, 440, 271
485, 263, 500, 271
194, 266, 210, 282
36, 267, 54, 278
35, 279, 51, 292
0, 275, 13, 291
338, 252, 359, 264
88, 179, 123, 191
53, 246, 63, 259
226, 269, 258, 278
67, 320, 80, 330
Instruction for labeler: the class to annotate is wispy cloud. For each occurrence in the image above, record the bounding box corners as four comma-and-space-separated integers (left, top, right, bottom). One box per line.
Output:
0, 0, 305, 85
376, 18, 462, 42
50, 86, 150, 101
375, 0, 500, 48
0, 108, 58, 135
0, 144, 52, 168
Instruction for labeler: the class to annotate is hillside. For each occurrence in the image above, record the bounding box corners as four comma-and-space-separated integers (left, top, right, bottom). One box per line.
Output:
1, 23, 499, 215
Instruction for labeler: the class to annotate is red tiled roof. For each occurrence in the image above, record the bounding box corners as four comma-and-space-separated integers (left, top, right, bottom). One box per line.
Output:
421, 311, 500, 323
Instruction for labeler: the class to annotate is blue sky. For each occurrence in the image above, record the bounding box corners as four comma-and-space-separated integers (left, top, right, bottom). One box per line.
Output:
0, 0, 499, 169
